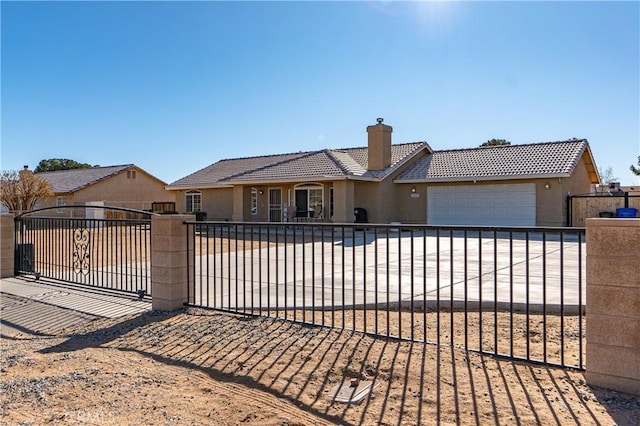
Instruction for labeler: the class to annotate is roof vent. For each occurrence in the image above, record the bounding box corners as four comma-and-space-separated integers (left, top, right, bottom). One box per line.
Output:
376, 117, 384, 124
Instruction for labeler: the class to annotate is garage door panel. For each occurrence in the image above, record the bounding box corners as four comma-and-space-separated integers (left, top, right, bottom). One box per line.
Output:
427, 183, 536, 226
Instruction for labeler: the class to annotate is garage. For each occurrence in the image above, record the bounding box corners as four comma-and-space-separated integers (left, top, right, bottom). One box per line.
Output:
427, 183, 536, 226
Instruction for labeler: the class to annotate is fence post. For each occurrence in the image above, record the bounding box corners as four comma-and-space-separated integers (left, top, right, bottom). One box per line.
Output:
1, 214, 15, 278
151, 215, 192, 311
585, 217, 640, 396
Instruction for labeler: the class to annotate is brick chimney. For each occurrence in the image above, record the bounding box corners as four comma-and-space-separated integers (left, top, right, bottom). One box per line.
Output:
367, 118, 393, 171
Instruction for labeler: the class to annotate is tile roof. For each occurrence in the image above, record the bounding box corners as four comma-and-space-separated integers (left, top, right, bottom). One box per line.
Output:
37, 165, 134, 193
167, 142, 428, 188
395, 139, 594, 182
167, 152, 313, 188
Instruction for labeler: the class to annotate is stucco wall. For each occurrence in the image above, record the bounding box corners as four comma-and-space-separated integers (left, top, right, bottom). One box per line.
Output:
193, 178, 574, 226
72, 167, 174, 209
175, 187, 234, 220
29, 167, 173, 217
353, 149, 432, 225
331, 181, 354, 223
393, 184, 426, 224
535, 178, 565, 227
538, 152, 595, 227
352, 181, 378, 223
378, 178, 400, 223
245, 182, 335, 223
179, 183, 339, 223
351, 179, 423, 225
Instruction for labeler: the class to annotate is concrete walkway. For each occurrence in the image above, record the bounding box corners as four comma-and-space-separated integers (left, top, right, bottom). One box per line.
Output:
0, 276, 151, 336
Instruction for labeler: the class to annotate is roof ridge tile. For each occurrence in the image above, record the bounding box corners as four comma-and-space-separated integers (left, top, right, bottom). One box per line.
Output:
324, 148, 353, 174
435, 139, 586, 154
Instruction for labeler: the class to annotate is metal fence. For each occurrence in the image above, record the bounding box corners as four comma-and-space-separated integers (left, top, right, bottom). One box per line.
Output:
15, 206, 152, 297
186, 221, 586, 370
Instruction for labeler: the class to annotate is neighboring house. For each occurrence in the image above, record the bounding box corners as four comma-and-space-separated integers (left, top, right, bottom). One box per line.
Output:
166, 121, 600, 226
33, 164, 175, 217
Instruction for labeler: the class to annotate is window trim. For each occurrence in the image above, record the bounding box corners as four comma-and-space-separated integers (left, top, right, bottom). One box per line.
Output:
56, 196, 68, 213
293, 183, 324, 216
185, 190, 202, 212
251, 187, 258, 215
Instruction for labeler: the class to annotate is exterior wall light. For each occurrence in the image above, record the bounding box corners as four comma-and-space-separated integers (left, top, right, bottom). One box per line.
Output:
544, 182, 551, 190
411, 186, 417, 193
259, 189, 264, 195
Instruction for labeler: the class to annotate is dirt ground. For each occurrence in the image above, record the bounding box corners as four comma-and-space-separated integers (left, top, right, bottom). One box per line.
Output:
1, 304, 639, 426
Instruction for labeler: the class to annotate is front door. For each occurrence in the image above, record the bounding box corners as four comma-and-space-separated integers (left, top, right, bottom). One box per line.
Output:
295, 190, 308, 217
268, 188, 282, 222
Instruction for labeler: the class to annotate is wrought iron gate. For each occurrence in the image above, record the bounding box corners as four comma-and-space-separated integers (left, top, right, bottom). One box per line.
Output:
15, 206, 154, 296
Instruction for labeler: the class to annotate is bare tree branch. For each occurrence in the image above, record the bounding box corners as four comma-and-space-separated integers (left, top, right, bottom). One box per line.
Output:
1, 169, 54, 212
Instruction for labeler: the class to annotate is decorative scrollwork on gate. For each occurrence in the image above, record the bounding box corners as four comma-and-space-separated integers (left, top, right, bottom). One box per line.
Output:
72, 227, 91, 275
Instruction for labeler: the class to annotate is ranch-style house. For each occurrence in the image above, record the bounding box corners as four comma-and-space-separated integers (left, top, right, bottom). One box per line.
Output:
166, 120, 600, 226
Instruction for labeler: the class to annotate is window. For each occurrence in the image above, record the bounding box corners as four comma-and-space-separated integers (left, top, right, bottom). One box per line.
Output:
293, 183, 323, 218
185, 190, 201, 212
127, 170, 136, 179
57, 196, 68, 213
251, 187, 258, 215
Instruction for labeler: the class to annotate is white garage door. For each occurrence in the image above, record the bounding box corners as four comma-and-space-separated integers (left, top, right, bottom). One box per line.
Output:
427, 183, 536, 226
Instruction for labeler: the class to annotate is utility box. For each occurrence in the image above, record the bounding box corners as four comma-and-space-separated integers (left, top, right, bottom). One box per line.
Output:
15, 243, 35, 273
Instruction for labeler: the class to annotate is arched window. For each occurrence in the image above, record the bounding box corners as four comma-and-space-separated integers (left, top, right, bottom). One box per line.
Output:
293, 183, 323, 219
185, 190, 202, 212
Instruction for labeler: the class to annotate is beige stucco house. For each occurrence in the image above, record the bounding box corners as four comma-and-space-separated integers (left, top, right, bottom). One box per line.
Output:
166, 120, 600, 226
34, 164, 175, 217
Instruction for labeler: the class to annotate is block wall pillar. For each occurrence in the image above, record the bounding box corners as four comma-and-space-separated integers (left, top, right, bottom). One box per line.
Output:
151, 215, 192, 311
585, 218, 640, 396
1, 214, 15, 278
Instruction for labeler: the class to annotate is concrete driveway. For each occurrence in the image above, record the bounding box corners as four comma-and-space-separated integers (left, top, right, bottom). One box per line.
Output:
0, 276, 151, 336
191, 230, 586, 313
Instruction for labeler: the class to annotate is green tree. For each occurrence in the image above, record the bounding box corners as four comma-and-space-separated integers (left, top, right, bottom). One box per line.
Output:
631, 156, 640, 176
480, 139, 511, 147
34, 158, 97, 173
1, 169, 54, 212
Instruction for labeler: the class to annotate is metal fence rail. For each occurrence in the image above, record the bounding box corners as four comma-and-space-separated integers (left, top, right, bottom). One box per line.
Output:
185, 222, 586, 370
15, 207, 152, 296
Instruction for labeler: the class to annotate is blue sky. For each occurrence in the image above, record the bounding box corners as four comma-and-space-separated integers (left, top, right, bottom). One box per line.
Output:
2, 1, 639, 186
